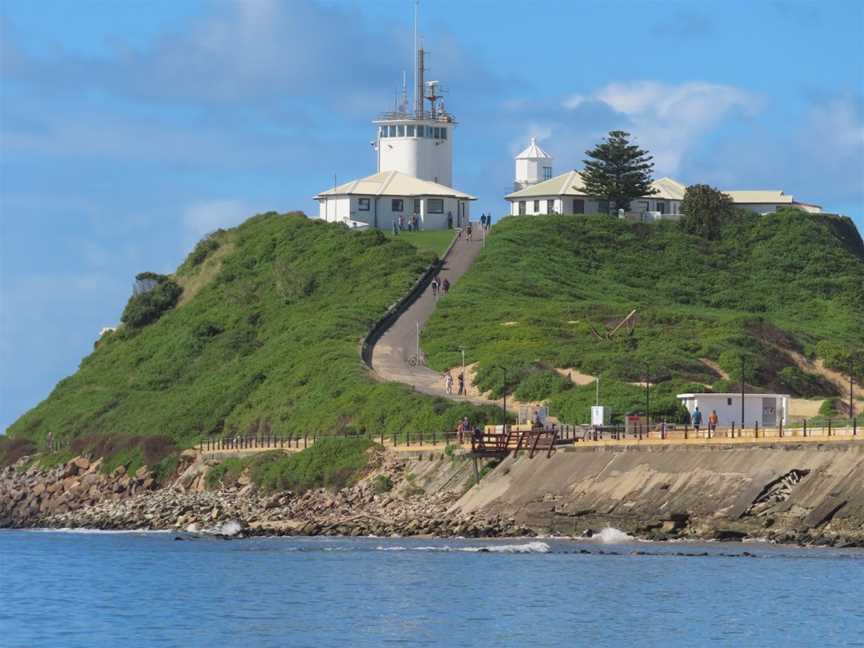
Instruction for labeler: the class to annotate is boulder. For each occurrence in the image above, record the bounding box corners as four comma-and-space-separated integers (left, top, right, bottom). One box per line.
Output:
73, 456, 90, 471
135, 466, 150, 479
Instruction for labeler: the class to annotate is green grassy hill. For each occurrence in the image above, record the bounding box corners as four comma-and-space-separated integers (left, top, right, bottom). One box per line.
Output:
422, 209, 864, 423
7, 213, 494, 450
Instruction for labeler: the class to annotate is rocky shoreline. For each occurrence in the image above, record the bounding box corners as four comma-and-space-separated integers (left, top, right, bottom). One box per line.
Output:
3, 446, 863, 548
0, 451, 528, 539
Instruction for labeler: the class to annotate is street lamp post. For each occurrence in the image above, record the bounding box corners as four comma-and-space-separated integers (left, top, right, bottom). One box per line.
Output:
740, 356, 746, 432
460, 347, 466, 397
492, 365, 507, 430
645, 363, 650, 435
850, 355, 856, 426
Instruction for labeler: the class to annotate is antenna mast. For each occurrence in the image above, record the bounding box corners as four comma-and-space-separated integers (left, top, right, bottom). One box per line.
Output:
413, 0, 418, 117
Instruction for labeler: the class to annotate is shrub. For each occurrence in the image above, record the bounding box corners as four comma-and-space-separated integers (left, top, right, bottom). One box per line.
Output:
679, 184, 734, 240
819, 397, 841, 417
513, 370, 572, 401
69, 433, 179, 481
121, 275, 183, 328
0, 437, 36, 467
183, 231, 224, 270
249, 438, 375, 493
372, 474, 393, 493
777, 366, 837, 397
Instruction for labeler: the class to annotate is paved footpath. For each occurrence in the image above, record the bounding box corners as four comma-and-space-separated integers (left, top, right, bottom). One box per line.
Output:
371, 226, 496, 406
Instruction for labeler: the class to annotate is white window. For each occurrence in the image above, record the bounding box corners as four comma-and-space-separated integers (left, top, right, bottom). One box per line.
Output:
391, 199, 404, 212
433, 127, 440, 139
388, 125, 396, 137
533, 200, 540, 213
441, 128, 447, 140
543, 166, 552, 180
407, 125, 415, 137
358, 198, 370, 211
425, 127, 433, 138
413, 199, 421, 213
657, 201, 667, 214
427, 198, 444, 214
518, 201, 526, 215
379, 127, 387, 138
416, 125, 424, 137
397, 125, 405, 137
546, 200, 554, 214
573, 199, 584, 214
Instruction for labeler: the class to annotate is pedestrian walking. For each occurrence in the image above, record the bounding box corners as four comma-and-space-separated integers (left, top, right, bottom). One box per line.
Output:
431, 276, 439, 297
458, 372, 465, 395
444, 371, 453, 394
466, 222, 473, 242
442, 277, 450, 294
392, 219, 398, 235
708, 410, 719, 437
399, 214, 405, 231
691, 407, 703, 435
480, 214, 486, 230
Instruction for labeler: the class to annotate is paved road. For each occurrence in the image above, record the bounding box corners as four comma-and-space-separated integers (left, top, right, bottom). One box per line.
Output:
371, 226, 496, 405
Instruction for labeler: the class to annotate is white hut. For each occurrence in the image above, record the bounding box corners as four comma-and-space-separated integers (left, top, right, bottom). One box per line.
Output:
677, 392, 790, 428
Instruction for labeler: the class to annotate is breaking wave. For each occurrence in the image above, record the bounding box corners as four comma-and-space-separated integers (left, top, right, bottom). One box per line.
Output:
201, 520, 244, 537
29, 527, 171, 534
376, 541, 551, 554
586, 527, 636, 544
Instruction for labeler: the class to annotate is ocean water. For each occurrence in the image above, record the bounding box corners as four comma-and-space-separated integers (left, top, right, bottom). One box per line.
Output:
1, 530, 863, 647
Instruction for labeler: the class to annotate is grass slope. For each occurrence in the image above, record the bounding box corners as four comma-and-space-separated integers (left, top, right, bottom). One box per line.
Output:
422, 210, 864, 423
8, 213, 496, 449
383, 229, 456, 257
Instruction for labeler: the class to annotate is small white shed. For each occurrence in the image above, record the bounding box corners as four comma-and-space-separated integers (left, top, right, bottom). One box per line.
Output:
677, 393, 790, 428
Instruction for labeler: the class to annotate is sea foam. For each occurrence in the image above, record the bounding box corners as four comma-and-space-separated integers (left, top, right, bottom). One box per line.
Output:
376, 541, 551, 554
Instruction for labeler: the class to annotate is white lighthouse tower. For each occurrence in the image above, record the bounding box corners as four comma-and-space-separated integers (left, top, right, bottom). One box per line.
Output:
373, 47, 455, 187
314, 6, 475, 230
514, 137, 553, 191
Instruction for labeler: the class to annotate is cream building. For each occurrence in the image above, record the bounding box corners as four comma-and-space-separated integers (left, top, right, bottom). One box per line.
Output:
316, 44, 474, 229
506, 169, 685, 221
505, 139, 822, 220
315, 170, 474, 231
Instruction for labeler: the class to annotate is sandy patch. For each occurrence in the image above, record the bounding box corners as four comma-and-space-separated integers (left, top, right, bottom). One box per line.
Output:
699, 358, 729, 380
788, 398, 824, 418
501, 321, 518, 326
554, 367, 596, 386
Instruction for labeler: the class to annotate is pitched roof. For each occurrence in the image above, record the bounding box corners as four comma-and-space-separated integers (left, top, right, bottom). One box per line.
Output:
723, 190, 794, 204
505, 171, 684, 201
315, 170, 475, 200
651, 177, 686, 200
506, 170, 586, 199
515, 137, 553, 160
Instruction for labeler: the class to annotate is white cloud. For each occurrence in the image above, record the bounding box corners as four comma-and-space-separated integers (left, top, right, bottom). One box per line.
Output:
580, 81, 762, 175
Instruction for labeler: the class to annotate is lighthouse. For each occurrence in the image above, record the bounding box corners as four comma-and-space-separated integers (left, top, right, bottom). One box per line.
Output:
373, 47, 455, 187
315, 41, 473, 231
514, 137, 553, 191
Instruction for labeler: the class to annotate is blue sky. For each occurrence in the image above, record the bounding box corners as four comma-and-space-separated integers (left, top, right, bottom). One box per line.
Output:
1, 0, 863, 431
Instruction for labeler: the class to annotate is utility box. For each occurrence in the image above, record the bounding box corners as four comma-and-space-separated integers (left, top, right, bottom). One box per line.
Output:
591, 406, 610, 426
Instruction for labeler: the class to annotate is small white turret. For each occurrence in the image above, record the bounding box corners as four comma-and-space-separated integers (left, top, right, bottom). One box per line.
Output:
514, 137, 553, 191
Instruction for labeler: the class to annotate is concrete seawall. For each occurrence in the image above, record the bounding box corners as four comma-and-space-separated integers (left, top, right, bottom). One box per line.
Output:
455, 442, 864, 545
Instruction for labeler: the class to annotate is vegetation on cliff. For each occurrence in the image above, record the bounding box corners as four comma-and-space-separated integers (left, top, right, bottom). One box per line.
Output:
205, 437, 376, 493
8, 213, 495, 450
423, 209, 864, 422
